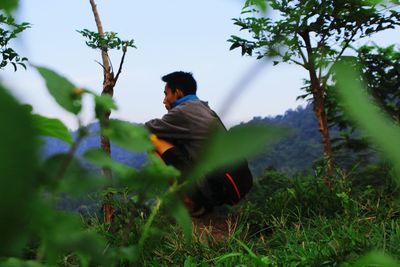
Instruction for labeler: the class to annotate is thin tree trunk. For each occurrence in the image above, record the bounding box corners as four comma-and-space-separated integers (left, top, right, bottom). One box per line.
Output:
100, 108, 114, 223
89, 0, 115, 223
301, 31, 333, 186
312, 81, 334, 180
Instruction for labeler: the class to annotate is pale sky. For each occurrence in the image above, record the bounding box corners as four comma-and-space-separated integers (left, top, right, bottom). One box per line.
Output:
1, 0, 398, 130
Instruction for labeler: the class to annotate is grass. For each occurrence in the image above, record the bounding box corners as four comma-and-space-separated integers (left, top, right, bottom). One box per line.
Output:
137, 214, 400, 266
56, 167, 400, 266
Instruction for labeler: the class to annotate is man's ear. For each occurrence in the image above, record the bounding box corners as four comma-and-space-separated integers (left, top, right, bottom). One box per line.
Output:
176, 89, 184, 98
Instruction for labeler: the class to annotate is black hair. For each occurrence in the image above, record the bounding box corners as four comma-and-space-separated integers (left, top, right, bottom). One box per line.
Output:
161, 71, 197, 95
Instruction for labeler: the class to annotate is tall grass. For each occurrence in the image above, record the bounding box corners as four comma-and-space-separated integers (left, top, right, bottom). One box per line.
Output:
70, 165, 400, 266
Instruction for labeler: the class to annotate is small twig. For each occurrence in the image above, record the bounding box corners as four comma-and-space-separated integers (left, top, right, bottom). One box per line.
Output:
297, 45, 308, 67
107, 53, 114, 75
114, 44, 128, 83
95, 60, 106, 71
289, 58, 306, 68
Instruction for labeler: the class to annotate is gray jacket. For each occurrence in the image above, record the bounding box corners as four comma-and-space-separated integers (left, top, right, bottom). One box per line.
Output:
145, 100, 224, 161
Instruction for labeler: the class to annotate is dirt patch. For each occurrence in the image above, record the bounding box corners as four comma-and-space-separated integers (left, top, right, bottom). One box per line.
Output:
192, 211, 238, 242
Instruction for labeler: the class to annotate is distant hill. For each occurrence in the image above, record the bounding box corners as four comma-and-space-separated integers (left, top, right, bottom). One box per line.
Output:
40, 105, 324, 179
245, 104, 324, 177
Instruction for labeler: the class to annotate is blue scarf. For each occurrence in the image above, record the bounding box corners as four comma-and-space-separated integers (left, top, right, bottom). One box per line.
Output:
171, 94, 199, 109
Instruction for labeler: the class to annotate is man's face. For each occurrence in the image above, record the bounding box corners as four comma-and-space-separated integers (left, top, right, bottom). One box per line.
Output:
163, 85, 182, 110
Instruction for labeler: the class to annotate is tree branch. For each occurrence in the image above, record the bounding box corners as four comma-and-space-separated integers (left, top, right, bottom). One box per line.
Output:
316, 35, 327, 81
107, 53, 114, 75
95, 60, 106, 71
298, 46, 308, 67
290, 58, 306, 68
114, 44, 128, 83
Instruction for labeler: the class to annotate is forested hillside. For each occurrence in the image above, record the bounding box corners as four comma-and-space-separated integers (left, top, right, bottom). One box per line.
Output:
41, 104, 380, 180
246, 104, 323, 176
41, 105, 323, 178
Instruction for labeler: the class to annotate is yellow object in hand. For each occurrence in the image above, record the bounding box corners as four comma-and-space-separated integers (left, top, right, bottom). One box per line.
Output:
149, 134, 174, 155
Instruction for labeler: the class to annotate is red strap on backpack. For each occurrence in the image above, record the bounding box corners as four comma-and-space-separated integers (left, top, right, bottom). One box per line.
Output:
225, 172, 241, 202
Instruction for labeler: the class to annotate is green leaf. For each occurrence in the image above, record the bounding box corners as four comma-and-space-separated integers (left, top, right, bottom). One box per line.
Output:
254, 0, 267, 12
31, 114, 73, 144
36, 66, 82, 114
83, 148, 136, 177
34, 205, 107, 265
113, 245, 139, 263
353, 251, 399, 267
125, 154, 178, 195
244, 0, 267, 13
215, 253, 243, 263
365, 0, 384, 4
0, 258, 47, 267
0, 0, 19, 13
335, 60, 400, 179
229, 42, 241, 51
78, 28, 135, 50
192, 124, 288, 179
59, 172, 108, 197
183, 256, 197, 267
0, 84, 37, 256
142, 154, 180, 178
21, 104, 33, 113
41, 153, 107, 195
94, 94, 117, 120
235, 238, 268, 266
84, 89, 118, 120
103, 119, 152, 152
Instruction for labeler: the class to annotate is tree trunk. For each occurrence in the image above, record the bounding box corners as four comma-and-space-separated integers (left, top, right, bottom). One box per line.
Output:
99, 84, 114, 174
311, 79, 334, 182
88, 0, 130, 223
100, 105, 114, 223
99, 77, 116, 224
89, 0, 115, 223
301, 31, 333, 186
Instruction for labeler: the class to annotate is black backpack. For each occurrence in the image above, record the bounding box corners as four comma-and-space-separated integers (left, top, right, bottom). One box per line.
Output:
161, 145, 253, 206
202, 160, 253, 206
192, 107, 253, 206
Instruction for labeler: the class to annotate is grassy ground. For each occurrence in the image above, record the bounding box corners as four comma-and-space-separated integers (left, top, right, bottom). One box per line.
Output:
139, 211, 400, 266
88, 168, 400, 266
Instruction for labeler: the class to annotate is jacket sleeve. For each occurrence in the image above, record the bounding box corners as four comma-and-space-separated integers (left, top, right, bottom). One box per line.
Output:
145, 108, 191, 140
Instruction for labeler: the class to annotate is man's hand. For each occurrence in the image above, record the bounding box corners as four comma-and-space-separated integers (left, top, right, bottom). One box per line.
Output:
149, 134, 174, 155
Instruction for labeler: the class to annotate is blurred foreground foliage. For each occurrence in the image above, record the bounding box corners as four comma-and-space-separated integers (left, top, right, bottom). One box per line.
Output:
1, 0, 400, 266
0, 65, 283, 266
1, 63, 400, 266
